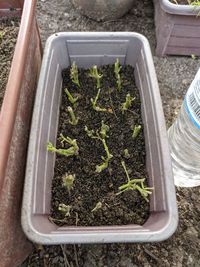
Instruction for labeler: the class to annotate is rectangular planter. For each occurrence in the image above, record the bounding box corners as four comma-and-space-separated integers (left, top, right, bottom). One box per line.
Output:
0, 0, 42, 266
154, 0, 200, 56
22, 32, 178, 244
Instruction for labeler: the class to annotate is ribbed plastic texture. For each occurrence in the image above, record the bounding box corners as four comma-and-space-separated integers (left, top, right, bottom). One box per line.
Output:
22, 32, 178, 244
154, 0, 200, 56
168, 68, 200, 187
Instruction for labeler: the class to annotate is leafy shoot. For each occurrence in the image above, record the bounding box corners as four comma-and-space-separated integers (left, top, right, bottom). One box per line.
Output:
121, 93, 135, 114
64, 88, 79, 105
88, 65, 103, 89
67, 106, 79, 125
70, 62, 80, 87
114, 58, 122, 91
62, 173, 75, 193
47, 134, 79, 157
58, 203, 71, 217
85, 122, 113, 173
91, 201, 102, 212
132, 125, 141, 139
117, 161, 153, 202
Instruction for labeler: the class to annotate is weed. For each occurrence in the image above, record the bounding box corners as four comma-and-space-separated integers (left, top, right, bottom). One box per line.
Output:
121, 93, 135, 114
47, 134, 79, 157
91, 201, 102, 212
117, 161, 153, 202
64, 88, 79, 105
70, 62, 80, 87
67, 106, 79, 125
132, 125, 141, 139
89, 65, 103, 89
114, 58, 122, 91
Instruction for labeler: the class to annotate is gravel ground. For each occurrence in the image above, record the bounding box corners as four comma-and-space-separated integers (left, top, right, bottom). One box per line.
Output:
21, 0, 200, 266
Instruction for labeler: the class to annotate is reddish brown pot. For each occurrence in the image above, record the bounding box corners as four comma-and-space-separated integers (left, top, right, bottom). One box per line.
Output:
0, 0, 42, 266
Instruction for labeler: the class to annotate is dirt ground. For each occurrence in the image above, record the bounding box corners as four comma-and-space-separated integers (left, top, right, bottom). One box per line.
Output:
21, 0, 200, 266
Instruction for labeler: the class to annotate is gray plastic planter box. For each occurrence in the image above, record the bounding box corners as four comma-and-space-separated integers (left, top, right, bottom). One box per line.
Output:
154, 0, 200, 56
22, 32, 178, 244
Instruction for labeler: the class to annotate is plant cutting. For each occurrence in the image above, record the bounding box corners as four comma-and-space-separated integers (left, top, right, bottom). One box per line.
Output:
154, 0, 200, 56
22, 32, 178, 244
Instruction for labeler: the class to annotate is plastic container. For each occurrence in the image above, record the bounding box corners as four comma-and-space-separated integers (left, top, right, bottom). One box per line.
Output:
22, 32, 178, 244
168, 68, 200, 187
0, 1, 42, 266
70, 0, 134, 21
154, 0, 200, 56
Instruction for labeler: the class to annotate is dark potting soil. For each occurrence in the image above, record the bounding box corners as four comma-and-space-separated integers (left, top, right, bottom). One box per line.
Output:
0, 17, 20, 109
50, 64, 150, 227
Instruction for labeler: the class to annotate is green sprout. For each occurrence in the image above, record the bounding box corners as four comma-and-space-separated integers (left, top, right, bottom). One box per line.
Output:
132, 125, 141, 139
67, 106, 79, 125
123, 148, 130, 159
62, 173, 75, 193
70, 62, 80, 87
85, 121, 113, 173
64, 88, 79, 105
58, 203, 71, 217
121, 93, 135, 114
114, 58, 122, 91
47, 134, 79, 157
116, 161, 153, 202
91, 88, 107, 112
88, 65, 103, 89
91, 201, 102, 212
0, 31, 4, 40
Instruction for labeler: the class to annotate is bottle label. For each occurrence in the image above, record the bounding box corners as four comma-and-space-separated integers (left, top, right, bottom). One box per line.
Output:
185, 68, 200, 129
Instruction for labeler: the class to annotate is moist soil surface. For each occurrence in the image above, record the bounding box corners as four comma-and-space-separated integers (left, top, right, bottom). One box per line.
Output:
20, 0, 200, 266
0, 17, 19, 109
50, 65, 149, 227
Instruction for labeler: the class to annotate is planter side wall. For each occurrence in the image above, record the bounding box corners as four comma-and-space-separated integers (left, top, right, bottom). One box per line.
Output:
154, 0, 200, 56
22, 33, 178, 244
0, 0, 42, 266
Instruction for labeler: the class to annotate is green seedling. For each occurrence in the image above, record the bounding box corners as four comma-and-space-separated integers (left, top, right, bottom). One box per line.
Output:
70, 62, 80, 87
62, 173, 75, 193
88, 65, 103, 89
85, 121, 113, 173
67, 106, 79, 125
47, 134, 79, 157
0, 31, 4, 40
117, 161, 153, 202
132, 125, 141, 139
91, 201, 102, 212
114, 58, 122, 91
121, 93, 135, 114
58, 203, 71, 217
123, 148, 130, 159
64, 88, 79, 105
91, 88, 107, 112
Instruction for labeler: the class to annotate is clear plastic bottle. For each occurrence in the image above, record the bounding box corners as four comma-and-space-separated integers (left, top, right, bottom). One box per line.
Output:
168, 68, 200, 187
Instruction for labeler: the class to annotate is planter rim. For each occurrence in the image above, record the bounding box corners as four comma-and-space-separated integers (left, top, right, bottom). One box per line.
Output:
0, 0, 37, 192
22, 32, 178, 244
161, 0, 200, 15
